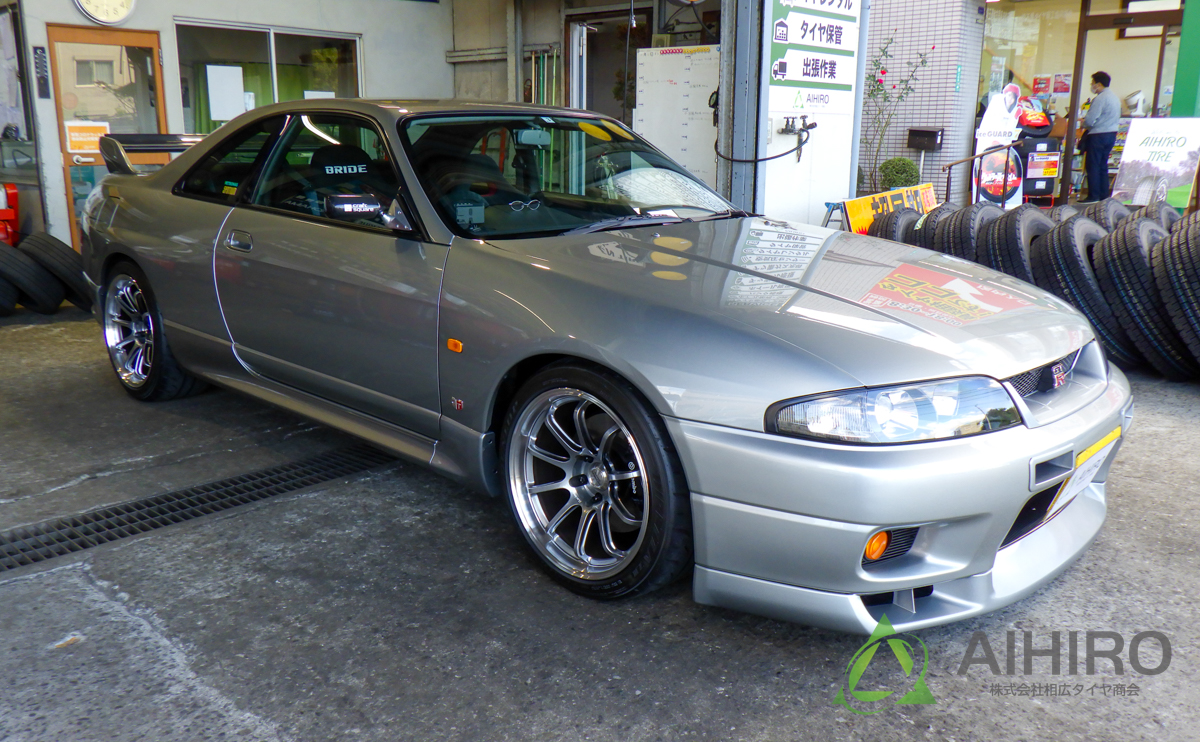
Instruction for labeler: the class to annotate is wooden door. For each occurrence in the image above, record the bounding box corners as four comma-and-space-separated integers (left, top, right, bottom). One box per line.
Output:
47, 24, 168, 250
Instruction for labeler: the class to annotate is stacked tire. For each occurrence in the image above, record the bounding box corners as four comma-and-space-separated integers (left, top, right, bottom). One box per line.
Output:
868, 207, 921, 244
932, 202, 1004, 261
977, 204, 1056, 284
1023, 198, 1200, 380
0, 232, 90, 316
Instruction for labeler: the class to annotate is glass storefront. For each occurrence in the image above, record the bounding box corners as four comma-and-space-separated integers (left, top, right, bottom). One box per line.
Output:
980, 0, 1187, 200
176, 25, 360, 135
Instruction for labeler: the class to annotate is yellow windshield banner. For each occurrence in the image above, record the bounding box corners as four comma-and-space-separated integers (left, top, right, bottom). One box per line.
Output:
843, 184, 939, 234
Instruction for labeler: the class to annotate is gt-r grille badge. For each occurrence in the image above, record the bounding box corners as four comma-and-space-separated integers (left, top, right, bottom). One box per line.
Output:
1051, 363, 1068, 389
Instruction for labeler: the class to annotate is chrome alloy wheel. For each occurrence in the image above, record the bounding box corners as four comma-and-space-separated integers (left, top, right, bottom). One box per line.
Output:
103, 275, 155, 389
508, 389, 649, 581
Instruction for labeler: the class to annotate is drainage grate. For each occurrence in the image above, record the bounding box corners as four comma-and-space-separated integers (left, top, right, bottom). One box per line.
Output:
0, 444, 395, 573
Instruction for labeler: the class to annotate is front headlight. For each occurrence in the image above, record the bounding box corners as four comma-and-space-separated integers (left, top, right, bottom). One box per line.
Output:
768, 377, 1023, 444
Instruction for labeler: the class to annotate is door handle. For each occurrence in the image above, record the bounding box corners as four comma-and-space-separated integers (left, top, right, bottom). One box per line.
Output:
72, 155, 96, 165
224, 230, 253, 252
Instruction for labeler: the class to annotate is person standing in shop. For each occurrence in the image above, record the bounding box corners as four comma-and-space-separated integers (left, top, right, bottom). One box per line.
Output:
1078, 71, 1121, 203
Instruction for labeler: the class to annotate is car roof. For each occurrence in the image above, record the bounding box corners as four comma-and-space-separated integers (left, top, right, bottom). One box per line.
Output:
242, 98, 610, 123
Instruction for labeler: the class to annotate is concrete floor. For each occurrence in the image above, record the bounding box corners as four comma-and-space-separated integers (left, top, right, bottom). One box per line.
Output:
1, 307, 1198, 742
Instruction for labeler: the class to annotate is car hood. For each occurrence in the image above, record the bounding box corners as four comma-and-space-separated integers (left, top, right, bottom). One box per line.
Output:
489, 216, 1094, 387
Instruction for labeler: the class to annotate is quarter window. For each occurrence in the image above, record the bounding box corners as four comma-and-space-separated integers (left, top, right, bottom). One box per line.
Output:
177, 115, 286, 203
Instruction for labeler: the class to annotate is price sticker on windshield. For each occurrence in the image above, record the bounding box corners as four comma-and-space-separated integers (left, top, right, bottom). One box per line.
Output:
1048, 426, 1122, 516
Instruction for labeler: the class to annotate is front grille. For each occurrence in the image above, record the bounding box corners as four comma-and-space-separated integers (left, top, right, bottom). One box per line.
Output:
861, 526, 919, 567
1004, 349, 1081, 398
0, 444, 395, 573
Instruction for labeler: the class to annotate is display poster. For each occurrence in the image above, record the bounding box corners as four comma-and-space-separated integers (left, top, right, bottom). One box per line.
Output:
1053, 73, 1072, 94
762, 0, 861, 225
1032, 76, 1051, 95
1027, 152, 1060, 179
1111, 117, 1200, 208
63, 120, 109, 153
843, 183, 938, 234
633, 46, 722, 188
974, 85, 1023, 209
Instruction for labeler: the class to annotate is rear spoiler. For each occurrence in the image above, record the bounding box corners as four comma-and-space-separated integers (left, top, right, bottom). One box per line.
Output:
99, 133, 205, 175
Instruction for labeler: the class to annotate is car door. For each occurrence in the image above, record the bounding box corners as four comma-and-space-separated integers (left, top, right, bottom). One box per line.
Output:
214, 111, 447, 438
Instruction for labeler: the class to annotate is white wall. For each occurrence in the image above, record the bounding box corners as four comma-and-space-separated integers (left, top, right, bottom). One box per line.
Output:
23, 0, 455, 242
1082, 29, 1163, 112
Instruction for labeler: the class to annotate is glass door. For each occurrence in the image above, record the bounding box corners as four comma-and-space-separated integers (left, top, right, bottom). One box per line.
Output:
1060, 2, 1186, 201
47, 25, 167, 250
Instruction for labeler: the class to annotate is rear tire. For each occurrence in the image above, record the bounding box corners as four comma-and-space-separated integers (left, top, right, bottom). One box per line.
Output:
501, 362, 692, 599
102, 261, 209, 401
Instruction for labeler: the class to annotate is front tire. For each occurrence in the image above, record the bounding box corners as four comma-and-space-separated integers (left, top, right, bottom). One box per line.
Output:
501, 363, 692, 599
102, 261, 208, 401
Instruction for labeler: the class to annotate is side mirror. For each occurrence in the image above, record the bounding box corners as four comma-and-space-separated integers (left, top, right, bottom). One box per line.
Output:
326, 193, 382, 221
324, 194, 415, 233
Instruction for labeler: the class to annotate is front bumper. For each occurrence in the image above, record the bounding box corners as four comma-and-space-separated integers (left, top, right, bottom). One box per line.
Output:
669, 366, 1134, 634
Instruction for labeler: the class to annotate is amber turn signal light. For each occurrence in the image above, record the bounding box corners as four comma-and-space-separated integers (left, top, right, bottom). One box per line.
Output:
447, 339, 463, 353
864, 531, 891, 561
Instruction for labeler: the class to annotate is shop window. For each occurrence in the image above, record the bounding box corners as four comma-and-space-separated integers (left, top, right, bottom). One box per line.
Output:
981, 0, 1082, 118
176, 25, 360, 135
274, 35, 358, 102
75, 59, 115, 86
176, 25, 272, 135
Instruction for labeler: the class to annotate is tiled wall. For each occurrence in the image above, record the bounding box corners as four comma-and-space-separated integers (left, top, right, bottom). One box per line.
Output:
864, 0, 987, 204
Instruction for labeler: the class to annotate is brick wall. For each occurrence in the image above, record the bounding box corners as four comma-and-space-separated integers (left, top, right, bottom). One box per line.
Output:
864, 0, 987, 205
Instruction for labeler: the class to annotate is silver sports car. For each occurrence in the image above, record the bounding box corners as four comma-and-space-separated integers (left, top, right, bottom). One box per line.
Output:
82, 100, 1133, 633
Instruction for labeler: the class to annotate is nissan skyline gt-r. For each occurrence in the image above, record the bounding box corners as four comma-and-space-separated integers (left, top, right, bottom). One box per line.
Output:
81, 99, 1134, 634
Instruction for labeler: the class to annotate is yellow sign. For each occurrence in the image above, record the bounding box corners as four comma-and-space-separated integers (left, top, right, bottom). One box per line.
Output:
64, 120, 110, 154
843, 184, 939, 234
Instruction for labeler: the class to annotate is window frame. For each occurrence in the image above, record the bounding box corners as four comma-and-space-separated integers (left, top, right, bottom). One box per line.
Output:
239, 110, 423, 238
172, 113, 289, 206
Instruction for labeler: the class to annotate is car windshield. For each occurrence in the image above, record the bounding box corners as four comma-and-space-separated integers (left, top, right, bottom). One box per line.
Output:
399, 114, 734, 239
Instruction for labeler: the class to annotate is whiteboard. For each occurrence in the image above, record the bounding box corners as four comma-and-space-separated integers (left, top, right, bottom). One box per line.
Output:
633, 46, 721, 189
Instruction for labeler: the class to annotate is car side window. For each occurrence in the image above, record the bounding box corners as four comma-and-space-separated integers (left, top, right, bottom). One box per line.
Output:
178, 116, 286, 203
251, 114, 403, 230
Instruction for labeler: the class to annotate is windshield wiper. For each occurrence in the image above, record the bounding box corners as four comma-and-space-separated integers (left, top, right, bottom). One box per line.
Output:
562, 214, 686, 235
693, 208, 757, 221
